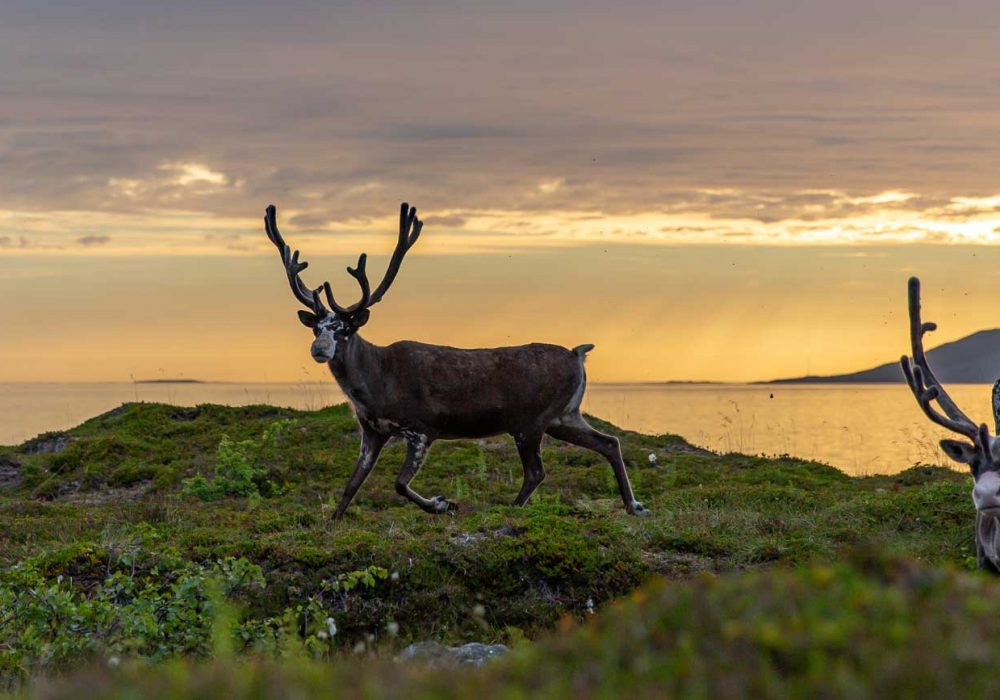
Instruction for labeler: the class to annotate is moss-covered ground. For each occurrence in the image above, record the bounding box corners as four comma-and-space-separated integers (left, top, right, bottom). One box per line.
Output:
0, 402, 985, 697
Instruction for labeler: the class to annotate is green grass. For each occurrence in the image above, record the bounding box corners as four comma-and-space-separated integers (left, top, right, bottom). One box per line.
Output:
16, 555, 1000, 699
0, 402, 983, 695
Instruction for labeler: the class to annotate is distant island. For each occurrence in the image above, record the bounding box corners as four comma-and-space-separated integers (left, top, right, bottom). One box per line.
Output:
768, 329, 1000, 384
135, 379, 205, 384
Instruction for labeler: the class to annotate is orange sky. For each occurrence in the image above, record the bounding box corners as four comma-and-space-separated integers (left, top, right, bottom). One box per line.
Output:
1, 242, 997, 383
3, 1, 1000, 382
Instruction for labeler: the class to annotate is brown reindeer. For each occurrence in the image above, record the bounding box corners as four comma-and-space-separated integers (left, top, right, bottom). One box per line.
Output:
901, 277, 1000, 572
265, 202, 647, 519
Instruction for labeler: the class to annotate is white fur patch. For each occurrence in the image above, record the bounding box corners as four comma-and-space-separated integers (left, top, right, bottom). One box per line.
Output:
358, 442, 374, 472
973, 471, 1000, 510
317, 315, 345, 332
402, 429, 428, 461
311, 315, 346, 361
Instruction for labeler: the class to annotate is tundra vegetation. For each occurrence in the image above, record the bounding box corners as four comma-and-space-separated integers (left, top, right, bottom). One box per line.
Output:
0, 401, 993, 698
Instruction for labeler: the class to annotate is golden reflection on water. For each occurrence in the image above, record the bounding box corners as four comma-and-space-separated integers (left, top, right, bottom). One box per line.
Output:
584, 383, 994, 475
1, 382, 991, 476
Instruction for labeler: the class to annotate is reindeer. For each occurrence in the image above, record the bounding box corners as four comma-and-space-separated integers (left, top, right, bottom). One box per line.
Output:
264, 202, 648, 519
901, 277, 1000, 572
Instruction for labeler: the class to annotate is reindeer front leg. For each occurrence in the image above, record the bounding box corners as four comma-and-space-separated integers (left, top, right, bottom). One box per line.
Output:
512, 432, 546, 506
333, 428, 388, 519
394, 432, 456, 514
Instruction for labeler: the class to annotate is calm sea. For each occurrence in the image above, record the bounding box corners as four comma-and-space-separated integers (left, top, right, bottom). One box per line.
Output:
0, 382, 989, 476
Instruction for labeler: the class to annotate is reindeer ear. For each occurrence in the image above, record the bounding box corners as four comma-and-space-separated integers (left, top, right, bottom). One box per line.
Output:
350, 309, 370, 328
297, 310, 319, 328
940, 439, 978, 464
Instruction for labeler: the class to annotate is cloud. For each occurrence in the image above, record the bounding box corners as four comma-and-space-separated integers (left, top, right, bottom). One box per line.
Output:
288, 213, 333, 229
386, 123, 523, 141
76, 235, 110, 246
0, 236, 30, 249
160, 162, 228, 187
2, 1, 1000, 252
424, 215, 466, 228
203, 232, 255, 252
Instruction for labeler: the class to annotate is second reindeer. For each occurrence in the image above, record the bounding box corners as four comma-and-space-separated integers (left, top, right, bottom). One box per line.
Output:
901, 276, 1000, 572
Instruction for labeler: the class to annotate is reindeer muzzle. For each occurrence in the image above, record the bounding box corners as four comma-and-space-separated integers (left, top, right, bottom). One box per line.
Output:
311, 336, 336, 363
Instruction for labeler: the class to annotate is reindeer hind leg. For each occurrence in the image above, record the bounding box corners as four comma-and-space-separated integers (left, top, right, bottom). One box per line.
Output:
546, 413, 648, 516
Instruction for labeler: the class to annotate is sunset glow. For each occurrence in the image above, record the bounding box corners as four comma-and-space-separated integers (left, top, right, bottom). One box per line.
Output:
4, 1, 1000, 383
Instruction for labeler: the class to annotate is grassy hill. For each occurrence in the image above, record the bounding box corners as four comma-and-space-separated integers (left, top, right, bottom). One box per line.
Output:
0, 402, 984, 696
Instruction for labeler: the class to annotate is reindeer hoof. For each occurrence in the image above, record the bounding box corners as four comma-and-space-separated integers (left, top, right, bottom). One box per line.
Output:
429, 496, 457, 514
628, 501, 651, 517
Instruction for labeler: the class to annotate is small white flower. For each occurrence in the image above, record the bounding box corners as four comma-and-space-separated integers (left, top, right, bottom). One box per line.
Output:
647, 453, 657, 464
325, 617, 338, 637
353, 641, 366, 654
387, 621, 399, 636
316, 630, 328, 640
366, 633, 375, 643
108, 655, 121, 668
472, 604, 486, 618
390, 570, 400, 582
585, 598, 595, 615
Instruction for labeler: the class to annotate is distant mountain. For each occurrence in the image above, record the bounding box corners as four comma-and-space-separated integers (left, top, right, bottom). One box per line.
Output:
769, 329, 1000, 384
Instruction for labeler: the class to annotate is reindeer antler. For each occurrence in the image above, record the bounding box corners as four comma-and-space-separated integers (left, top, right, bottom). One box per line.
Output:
320, 202, 423, 313
368, 202, 423, 305
264, 205, 328, 316
900, 276, 982, 441
265, 202, 422, 318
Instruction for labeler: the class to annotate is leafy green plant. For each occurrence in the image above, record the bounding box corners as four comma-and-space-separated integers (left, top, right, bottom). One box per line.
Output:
0, 557, 403, 687
0, 556, 266, 687
182, 420, 290, 501
323, 565, 390, 593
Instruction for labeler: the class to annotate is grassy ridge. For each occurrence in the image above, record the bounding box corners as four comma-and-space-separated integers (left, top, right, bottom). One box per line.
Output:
0, 402, 982, 695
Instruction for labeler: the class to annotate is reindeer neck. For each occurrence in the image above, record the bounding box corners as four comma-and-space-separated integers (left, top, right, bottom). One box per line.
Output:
327, 334, 385, 417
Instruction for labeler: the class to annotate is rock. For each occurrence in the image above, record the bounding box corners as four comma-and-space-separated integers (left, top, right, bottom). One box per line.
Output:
62, 483, 152, 505
450, 525, 519, 547
169, 407, 201, 422
450, 532, 485, 546
641, 550, 715, 577
399, 641, 509, 668
21, 433, 74, 455
52, 480, 81, 498
0, 455, 21, 488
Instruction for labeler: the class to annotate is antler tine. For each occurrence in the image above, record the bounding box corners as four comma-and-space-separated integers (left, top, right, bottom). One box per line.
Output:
366, 202, 423, 306
265, 205, 328, 315
347, 253, 371, 304
322, 253, 371, 315
901, 276, 978, 439
979, 423, 992, 460
901, 358, 979, 438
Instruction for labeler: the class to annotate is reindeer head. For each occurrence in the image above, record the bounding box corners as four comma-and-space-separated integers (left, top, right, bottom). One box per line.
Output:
901, 277, 1000, 569
264, 202, 422, 363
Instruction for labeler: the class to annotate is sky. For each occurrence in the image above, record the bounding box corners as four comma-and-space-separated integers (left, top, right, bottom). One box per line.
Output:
3, 0, 1000, 382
